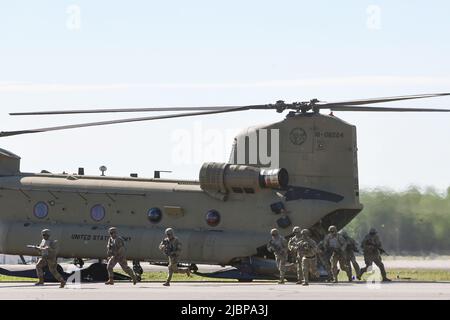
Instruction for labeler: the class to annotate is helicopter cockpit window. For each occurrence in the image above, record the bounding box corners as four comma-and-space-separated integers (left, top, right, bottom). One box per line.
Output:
206, 209, 221, 227
147, 207, 162, 223
90, 204, 106, 222
33, 202, 49, 219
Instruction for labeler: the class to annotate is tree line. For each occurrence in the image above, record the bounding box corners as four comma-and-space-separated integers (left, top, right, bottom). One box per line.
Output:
345, 187, 450, 255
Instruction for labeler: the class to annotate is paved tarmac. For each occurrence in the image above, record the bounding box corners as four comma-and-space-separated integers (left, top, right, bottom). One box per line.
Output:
0, 281, 449, 300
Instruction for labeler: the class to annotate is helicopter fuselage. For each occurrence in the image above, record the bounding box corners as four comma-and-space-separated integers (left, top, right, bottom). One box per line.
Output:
0, 113, 363, 266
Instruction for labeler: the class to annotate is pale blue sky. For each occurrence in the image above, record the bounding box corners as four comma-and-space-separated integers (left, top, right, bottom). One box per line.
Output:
1, 1, 449, 191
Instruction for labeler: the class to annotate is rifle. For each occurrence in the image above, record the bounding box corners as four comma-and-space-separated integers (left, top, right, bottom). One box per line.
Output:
379, 248, 389, 256
161, 239, 172, 256
26, 245, 40, 250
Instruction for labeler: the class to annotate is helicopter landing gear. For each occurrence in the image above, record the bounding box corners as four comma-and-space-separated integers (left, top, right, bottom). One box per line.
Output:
132, 260, 143, 281
73, 258, 84, 268
190, 263, 199, 273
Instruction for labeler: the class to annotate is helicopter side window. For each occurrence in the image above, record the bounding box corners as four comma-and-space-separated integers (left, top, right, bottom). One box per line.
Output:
205, 209, 221, 227
90, 204, 106, 222
33, 202, 49, 219
147, 208, 162, 224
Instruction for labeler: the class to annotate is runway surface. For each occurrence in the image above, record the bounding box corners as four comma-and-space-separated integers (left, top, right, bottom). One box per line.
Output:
0, 281, 449, 300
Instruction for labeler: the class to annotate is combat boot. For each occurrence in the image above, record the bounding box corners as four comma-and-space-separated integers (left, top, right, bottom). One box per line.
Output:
34, 279, 44, 286
59, 280, 66, 288
356, 270, 362, 280
104, 278, 114, 285
302, 282, 309, 286
186, 268, 191, 277
382, 277, 391, 282
163, 281, 170, 286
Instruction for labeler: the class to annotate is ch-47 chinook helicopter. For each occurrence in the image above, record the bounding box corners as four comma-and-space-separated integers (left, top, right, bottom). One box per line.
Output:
0, 92, 449, 282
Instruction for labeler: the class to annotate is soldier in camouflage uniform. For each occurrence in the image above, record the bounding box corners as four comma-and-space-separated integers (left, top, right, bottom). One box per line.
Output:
358, 228, 391, 282
298, 229, 319, 286
287, 226, 303, 284
159, 228, 191, 286
105, 227, 137, 285
317, 240, 333, 282
323, 225, 352, 282
33, 229, 66, 288
340, 230, 361, 280
267, 228, 288, 284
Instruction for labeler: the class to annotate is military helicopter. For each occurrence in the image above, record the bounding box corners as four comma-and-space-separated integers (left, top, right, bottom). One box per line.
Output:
0, 92, 449, 281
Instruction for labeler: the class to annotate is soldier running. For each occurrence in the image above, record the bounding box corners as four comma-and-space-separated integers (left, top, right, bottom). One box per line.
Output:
33, 229, 66, 288
323, 225, 352, 282
358, 228, 391, 282
317, 240, 333, 282
159, 228, 191, 286
288, 226, 304, 284
298, 229, 319, 286
105, 227, 137, 285
340, 230, 361, 280
267, 228, 288, 284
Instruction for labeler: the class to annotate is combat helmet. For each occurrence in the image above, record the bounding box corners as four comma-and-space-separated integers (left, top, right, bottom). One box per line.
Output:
328, 225, 337, 233
108, 227, 117, 233
300, 229, 310, 237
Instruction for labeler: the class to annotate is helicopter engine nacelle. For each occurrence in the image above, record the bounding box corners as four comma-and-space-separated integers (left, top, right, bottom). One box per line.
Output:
199, 162, 288, 198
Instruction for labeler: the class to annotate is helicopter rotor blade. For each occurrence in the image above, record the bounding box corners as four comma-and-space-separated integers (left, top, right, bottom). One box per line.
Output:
0, 106, 250, 138
316, 92, 450, 107
10, 106, 243, 116
9, 104, 274, 116
327, 105, 450, 112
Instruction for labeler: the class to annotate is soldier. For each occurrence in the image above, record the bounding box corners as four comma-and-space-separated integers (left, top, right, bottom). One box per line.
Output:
105, 227, 137, 285
287, 226, 303, 284
298, 229, 319, 286
159, 228, 191, 286
267, 228, 288, 284
358, 228, 391, 282
340, 230, 361, 280
323, 225, 351, 282
317, 240, 333, 282
33, 229, 66, 287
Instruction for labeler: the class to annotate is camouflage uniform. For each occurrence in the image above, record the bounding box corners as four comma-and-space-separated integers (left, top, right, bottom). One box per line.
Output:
267, 229, 288, 284
298, 229, 319, 285
341, 231, 361, 279
359, 229, 390, 281
105, 227, 137, 285
323, 226, 351, 282
35, 229, 66, 287
159, 228, 190, 286
317, 240, 333, 281
288, 226, 303, 283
